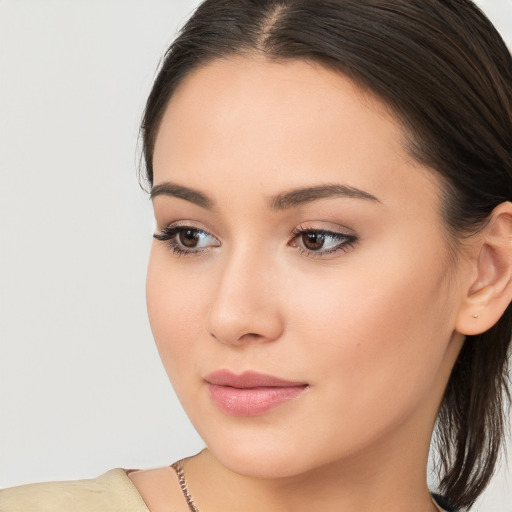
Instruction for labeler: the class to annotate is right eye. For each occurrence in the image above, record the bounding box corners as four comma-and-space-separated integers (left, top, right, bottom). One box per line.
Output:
153, 225, 220, 255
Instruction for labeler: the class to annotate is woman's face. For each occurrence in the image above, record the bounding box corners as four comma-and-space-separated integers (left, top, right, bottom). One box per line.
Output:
147, 57, 466, 478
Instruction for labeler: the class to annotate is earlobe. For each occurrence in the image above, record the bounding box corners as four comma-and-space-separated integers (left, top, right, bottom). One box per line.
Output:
456, 202, 512, 336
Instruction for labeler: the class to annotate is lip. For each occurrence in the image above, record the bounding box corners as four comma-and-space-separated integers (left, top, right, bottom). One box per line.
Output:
204, 370, 309, 417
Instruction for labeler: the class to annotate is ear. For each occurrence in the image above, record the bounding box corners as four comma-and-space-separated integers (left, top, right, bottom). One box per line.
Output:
456, 202, 512, 336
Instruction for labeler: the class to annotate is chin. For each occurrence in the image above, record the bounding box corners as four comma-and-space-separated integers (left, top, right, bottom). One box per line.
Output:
209, 443, 309, 479
197, 422, 338, 480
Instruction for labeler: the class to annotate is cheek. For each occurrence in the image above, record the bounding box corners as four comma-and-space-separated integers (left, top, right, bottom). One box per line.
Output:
284, 238, 454, 418
146, 246, 208, 376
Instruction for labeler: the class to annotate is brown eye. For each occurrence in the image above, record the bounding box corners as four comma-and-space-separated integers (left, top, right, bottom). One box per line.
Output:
179, 229, 201, 247
302, 232, 326, 251
290, 228, 358, 257
153, 225, 220, 255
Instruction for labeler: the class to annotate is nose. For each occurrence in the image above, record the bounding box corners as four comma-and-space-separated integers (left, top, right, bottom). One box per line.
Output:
205, 248, 285, 346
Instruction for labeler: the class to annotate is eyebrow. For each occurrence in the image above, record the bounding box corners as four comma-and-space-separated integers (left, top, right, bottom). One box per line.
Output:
150, 182, 213, 209
150, 181, 379, 210
269, 184, 380, 210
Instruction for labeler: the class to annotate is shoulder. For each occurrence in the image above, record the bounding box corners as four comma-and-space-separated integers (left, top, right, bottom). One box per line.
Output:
0, 469, 150, 512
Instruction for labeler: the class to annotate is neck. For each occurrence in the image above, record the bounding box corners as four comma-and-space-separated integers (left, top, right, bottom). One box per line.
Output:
185, 426, 437, 512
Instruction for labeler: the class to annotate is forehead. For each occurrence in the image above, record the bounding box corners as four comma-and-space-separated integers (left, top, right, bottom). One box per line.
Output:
156, 56, 405, 159
153, 56, 440, 214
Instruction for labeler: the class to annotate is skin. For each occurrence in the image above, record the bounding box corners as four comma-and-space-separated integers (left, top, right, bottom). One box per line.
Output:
130, 57, 512, 512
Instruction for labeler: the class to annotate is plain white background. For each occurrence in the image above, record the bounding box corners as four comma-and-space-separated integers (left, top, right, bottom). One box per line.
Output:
0, 1, 511, 510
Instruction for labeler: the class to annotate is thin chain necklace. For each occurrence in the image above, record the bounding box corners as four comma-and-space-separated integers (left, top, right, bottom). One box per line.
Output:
171, 458, 446, 512
171, 460, 200, 512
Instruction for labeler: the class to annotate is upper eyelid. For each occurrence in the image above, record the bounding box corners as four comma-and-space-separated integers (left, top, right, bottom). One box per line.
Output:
157, 220, 209, 230
156, 221, 218, 238
291, 223, 355, 236
154, 221, 357, 242
157, 224, 218, 240
290, 228, 357, 244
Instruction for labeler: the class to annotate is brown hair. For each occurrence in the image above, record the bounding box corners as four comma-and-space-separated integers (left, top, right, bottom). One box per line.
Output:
140, 1, 512, 509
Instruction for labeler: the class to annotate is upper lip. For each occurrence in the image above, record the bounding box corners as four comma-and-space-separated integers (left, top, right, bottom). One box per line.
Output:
205, 370, 307, 388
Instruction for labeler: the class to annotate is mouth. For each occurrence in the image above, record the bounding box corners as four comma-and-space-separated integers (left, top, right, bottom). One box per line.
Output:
204, 370, 309, 417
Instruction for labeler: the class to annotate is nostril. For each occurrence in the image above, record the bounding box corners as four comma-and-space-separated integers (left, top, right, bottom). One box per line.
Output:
209, 329, 268, 346
239, 333, 265, 342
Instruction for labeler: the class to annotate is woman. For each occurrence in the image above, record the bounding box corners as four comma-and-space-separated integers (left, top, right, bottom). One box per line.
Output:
1, 0, 511, 511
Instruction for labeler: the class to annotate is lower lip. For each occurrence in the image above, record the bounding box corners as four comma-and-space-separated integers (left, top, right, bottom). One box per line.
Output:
207, 383, 308, 417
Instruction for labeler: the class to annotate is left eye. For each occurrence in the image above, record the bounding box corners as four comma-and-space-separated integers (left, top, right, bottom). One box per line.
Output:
291, 229, 357, 255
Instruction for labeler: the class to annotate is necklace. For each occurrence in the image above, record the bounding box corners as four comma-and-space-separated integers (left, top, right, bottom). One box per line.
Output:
171, 459, 445, 512
171, 460, 200, 512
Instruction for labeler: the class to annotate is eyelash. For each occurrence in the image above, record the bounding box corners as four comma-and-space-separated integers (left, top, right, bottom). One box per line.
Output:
153, 225, 218, 256
153, 224, 358, 258
289, 225, 357, 258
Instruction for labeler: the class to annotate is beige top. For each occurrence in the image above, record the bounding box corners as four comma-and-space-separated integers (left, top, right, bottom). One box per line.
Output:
0, 468, 449, 512
0, 469, 150, 512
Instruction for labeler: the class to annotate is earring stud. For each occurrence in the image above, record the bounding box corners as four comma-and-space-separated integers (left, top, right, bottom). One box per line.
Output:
473, 314, 479, 319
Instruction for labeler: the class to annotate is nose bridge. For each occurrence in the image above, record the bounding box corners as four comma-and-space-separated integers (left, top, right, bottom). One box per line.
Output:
206, 242, 284, 345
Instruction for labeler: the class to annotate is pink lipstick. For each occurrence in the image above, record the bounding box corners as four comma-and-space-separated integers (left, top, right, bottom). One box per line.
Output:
205, 370, 308, 417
